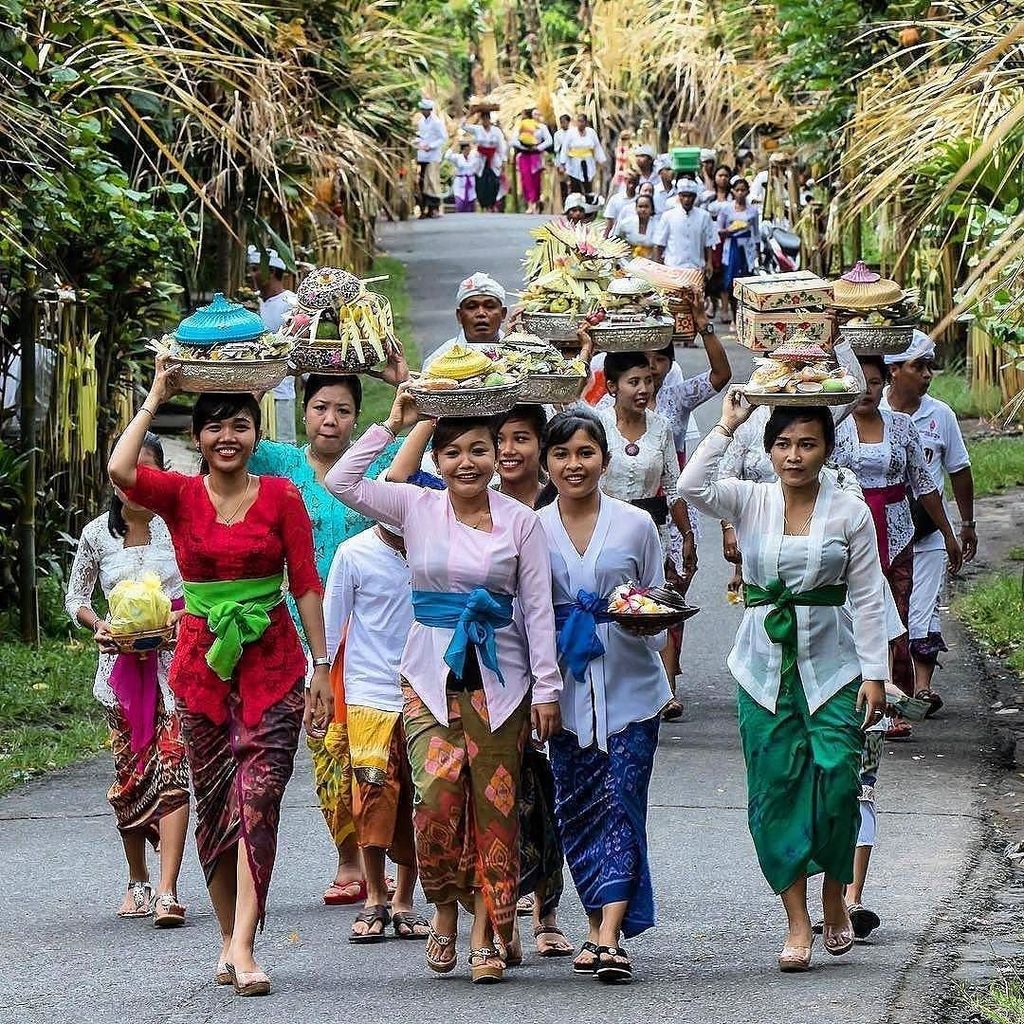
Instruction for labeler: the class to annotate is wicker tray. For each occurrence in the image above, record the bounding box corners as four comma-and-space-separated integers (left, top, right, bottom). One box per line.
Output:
409, 380, 524, 417
290, 343, 380, 375
169, 357, 290, 393
743, 387, 860, 407
608, 604, 700, 632
105, 626, 174, 655
591, 318, 674, 353
521, 311, 584, 344
838, 323, 914, 356
519, 373, 587, 405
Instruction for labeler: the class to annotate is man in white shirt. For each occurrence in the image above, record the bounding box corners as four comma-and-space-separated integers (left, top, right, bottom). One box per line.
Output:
551, 113, 572, 207
652, 178, 718, 276
247, 245, 298, 442
423, 272, 507, 370
323, 523, 427, 941
882, 331, 977, 708
602, 171, 639, 237
633, 144, 659, 187
652, 159, 677, 214
557, 113, 607, 193
415, 98, 448, 219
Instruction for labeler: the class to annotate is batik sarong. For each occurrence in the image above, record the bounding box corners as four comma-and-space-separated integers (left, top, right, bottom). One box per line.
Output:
107, 703, 190, 848
177, 679, 304, 927
352, 713, 416, 867
548, 716, 660, 939
737, 675, 862, 893
402, 678, 528, 945
517, 744, 565, 916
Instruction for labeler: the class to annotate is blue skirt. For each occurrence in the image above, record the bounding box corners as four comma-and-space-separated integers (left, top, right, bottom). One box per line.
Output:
548, 716, 660, 938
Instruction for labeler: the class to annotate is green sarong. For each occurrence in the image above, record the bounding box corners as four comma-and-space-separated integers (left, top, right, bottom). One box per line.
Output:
738, 578, 862, 893
183, 575, 284, 682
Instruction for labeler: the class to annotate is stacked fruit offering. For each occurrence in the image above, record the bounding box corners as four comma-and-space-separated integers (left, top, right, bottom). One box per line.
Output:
742, 336, 861, 405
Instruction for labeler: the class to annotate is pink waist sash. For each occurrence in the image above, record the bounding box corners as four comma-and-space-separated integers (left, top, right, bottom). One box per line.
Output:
863, 483, 907, 573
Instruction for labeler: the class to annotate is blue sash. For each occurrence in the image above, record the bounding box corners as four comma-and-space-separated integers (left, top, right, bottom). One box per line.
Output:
554, 590, 613, 682
412, 588, 514, 685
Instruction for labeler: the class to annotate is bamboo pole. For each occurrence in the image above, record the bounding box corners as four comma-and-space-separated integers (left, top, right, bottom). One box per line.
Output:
17, 272, 39, 644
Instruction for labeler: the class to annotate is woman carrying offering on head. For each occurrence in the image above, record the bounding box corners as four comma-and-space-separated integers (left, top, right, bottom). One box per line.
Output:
678, 392, 888, 973
830, 354, 962, 737
248, 366, 405, 908
324, 387, 563, 985
108, 360, 332, 997
384, 405, 573, 961
66, 433, 191, 927
537, 408, 671, 984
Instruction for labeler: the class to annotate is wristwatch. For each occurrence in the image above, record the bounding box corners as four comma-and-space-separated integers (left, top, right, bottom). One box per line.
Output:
311, 656, 331, 669
698, 321, 716, 338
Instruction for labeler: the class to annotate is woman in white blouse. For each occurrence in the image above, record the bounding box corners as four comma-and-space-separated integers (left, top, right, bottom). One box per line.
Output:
64, 434, 190, 926
679, 393, 888, 973
831, 354, 962, 706
538, 408, 671, 985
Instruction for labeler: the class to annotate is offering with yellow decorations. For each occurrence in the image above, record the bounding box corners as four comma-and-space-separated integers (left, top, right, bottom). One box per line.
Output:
104, 574, 175, 654
828, 261, 921, 355
408, 343, 523, 417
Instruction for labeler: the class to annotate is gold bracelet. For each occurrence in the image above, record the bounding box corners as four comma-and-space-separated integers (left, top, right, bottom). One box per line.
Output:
715, 424, 734, 438
139, 406, 156, 419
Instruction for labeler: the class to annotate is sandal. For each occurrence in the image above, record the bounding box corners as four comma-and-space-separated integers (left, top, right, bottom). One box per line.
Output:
572, 940, 600, 975
496, 925, 523, 967
535, 924, 575, 957
152, 891, 186, 928
516, 893, 535, 917
425, 925, 457, 974
469, 947, 505, 985
323, 879, 367, 906
823, 919, 855, 956
662, 697, 684, 722
884, 718, 913, 742
847, 903, 881, 940
226, 964, 271, 997
915, 689, 944, 718
595, 944, 633, 984
349, 904, 390, 944
778, 938, 813, 972
392, 911, 430, 940
214, 962, 233, 986
117, 880, 153, 919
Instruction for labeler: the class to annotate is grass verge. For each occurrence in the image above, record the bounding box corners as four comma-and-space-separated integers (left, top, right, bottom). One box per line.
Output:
953, 571, 1024, 675
970, 980, 1024, 1024
966, 437, 1024, 498
0, 639, 108, 795
931, 366, 1004, 419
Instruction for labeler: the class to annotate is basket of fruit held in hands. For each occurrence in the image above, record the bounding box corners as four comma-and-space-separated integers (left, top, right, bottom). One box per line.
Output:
829, 262, 921, 355
487, 333, 589, 405
408, 343, 523, 417
152, 294, 293, 393
742, 336, 862, 407
606, 582, 700, 632
284, 266, 403, 374
104, 574, 175, 655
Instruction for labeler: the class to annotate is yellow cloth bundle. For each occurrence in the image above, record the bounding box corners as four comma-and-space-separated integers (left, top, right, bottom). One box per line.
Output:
107, 574, 172, 635
518, 118, 539, 147
347, 706, 401, 786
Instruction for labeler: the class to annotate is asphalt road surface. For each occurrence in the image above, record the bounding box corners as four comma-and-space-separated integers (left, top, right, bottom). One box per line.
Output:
0, 213, 989, 1024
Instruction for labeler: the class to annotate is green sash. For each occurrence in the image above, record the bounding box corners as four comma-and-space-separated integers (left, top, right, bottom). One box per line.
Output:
743, 579, 848, 676
183, 575, 285, 681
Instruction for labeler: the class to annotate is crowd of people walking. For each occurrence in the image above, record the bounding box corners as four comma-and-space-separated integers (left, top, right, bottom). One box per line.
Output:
67, 157, 978, 997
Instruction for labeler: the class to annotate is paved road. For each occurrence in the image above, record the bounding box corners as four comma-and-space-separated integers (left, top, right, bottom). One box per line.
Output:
0, 214, 990, 1024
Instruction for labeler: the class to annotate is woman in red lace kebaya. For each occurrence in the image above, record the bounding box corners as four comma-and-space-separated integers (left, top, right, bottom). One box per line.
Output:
108, 358, 333, 998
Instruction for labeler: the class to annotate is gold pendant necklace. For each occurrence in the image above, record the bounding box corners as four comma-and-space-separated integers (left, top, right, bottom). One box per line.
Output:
207, 474, 252, 526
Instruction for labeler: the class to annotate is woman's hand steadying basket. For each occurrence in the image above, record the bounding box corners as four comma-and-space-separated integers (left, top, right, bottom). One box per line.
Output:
385, 381, 424, 435
93, 619, 119, 655
718, 386, 753, 435
366, 343, 409, 387
150, 354, 181, 405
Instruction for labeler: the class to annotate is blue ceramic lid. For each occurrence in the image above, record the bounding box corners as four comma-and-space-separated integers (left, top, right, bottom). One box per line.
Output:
174, 293, 266, 345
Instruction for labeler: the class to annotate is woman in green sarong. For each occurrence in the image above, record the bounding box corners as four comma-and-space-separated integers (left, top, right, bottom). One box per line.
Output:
678, 391, 888, 973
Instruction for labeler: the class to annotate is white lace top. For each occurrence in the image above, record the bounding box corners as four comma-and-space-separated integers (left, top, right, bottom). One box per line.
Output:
598, 406, 681, 507
64, 513, 183, 709
830, 410, 936, 562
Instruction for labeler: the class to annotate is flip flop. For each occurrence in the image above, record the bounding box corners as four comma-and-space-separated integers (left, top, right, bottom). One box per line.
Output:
884, 719, 913, 742
595, 944, 632, 985
516, 893, 535, 917
349, 904, 390, 944
392, 911, 430, 940
534, 924, 575, 957
323, 879, 367, 906
572, 941, 600, 975
915, 689, 944, 718
847, 903, 881, 939
425, 925, 457, 974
